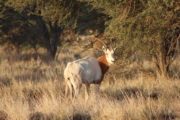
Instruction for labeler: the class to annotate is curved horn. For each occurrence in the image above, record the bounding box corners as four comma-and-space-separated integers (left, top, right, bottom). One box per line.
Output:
109, 37, 117, 51
95, 38, 108, 48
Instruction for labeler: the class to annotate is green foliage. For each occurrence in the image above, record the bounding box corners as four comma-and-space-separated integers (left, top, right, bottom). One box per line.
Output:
6, 0, 80, 28
0, 0, 179, 68
0, 5, 27, 45
0, 4, 44, 49
76, 2, 108, 34
84, 0, 179, 78
0, 0, 81, 57
0, 0, 8, 4
86, 0, 179, 56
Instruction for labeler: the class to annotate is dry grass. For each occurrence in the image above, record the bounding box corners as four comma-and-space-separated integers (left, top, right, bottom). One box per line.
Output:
0, 47, 180, 120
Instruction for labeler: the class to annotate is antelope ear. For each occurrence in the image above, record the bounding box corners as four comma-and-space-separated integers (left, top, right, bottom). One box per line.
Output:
114, 47, 117, 51
102, 46, 107, 52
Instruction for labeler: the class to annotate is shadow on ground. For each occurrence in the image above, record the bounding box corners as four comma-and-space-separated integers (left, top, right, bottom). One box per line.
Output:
0, 110, 9, 120
29, 112, 92, 120
72, 113, 91, 120
102, 87, 162, 101
29, 112, 57, 120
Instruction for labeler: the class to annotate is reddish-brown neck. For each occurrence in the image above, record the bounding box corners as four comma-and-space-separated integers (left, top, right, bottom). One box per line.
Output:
92, 56, 110, 84
97, 55, 110, 76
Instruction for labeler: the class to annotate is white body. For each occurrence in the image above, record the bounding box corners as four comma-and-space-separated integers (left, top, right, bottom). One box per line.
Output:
64, 46, 116, 100
64, 57, 102, 84
64, 57, 102, 99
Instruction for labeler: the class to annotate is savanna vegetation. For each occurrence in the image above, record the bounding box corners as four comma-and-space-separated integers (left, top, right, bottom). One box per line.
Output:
0, 0, 179, 120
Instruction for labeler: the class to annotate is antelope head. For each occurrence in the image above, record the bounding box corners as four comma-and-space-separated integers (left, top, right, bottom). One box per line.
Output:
102, 45, 117, 65
93, 37, 117, 65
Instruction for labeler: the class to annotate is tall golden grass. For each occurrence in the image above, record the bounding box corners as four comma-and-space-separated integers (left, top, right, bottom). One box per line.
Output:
0, 47, 179, 120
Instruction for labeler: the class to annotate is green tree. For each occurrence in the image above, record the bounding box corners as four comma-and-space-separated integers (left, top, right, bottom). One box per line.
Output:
76, 1, 108, 34
85, 0, 180, 79
6, 0, 80, 58
0, 4, 28, 51
0, 4, 45, 52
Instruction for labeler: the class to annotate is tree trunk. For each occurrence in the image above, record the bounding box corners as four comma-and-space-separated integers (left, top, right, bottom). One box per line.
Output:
159, 51, 170, 79
153, 50, 170, 80
49, 32, 59, 58
45, 22, 63, 59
